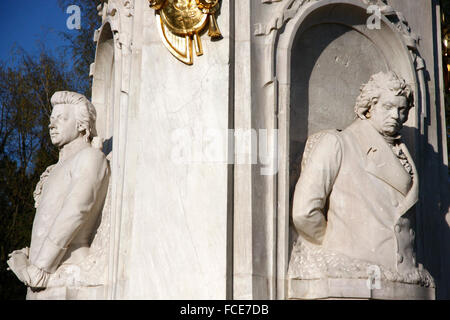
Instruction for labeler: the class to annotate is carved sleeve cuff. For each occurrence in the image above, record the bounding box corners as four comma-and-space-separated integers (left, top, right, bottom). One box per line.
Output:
26, 264, 50, 288
32, 237, 67, 273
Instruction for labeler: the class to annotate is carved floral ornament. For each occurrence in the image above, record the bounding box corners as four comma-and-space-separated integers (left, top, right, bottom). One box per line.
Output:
255, 0, 425, 89
95, 0, 134, 50
149, 0, 222, 65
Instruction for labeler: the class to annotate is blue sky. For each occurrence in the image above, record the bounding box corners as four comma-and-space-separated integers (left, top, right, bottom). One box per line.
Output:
0, 0, 74, 63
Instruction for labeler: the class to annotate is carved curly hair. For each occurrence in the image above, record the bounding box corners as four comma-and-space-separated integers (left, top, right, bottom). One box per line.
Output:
51, 91, 98, 142
354, 71, 414, 120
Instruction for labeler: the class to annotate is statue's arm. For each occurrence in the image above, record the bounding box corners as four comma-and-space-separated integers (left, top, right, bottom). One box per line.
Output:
31, 149, 109, 273
292, 131, 342, 245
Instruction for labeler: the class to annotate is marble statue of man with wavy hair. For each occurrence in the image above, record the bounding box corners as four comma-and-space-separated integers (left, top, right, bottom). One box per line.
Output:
287, 71, 435, 300
7, 91, 110, 299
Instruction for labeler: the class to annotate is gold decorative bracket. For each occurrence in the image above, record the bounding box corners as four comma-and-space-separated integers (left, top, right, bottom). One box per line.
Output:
149, 0, 222, 65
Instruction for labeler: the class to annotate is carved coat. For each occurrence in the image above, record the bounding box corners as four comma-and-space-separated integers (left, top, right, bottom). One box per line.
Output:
292, 119, 418, 274
29, 139, 109, 275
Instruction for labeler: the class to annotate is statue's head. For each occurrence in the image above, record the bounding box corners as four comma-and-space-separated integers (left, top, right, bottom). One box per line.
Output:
49, 91, 97, 148
354, 71, 413, 137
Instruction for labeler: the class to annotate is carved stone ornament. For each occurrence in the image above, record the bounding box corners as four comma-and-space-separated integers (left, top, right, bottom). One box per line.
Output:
149, 0, 222, 65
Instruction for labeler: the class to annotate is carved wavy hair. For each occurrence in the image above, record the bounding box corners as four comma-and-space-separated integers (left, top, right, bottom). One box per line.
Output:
50, 91, 98, 141
354, 71, 414, 120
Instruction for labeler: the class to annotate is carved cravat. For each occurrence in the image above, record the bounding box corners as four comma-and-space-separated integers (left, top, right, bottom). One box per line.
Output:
384, 135, 413, 176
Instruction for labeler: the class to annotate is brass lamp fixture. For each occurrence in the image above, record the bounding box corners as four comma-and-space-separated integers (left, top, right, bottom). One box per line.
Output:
149, 0, 222, 65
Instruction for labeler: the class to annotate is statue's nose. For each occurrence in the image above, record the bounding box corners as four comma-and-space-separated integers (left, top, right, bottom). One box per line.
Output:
390, 108, 400, 119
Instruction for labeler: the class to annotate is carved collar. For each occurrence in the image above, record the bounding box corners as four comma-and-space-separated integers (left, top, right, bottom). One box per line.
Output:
349, 119, 414, 197
58, 137, 90, 163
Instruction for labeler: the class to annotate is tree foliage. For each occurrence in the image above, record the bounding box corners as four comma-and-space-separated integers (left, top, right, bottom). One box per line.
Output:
58, 0, 103, 97
0, 49, 79, 299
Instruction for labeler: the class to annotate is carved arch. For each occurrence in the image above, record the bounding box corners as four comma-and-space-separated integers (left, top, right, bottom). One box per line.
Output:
265, 0, 428, 299
92, 23, 116, 153
90, 0, 134, 300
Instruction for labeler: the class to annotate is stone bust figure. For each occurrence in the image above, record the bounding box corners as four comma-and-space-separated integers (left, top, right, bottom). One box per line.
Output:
287, 71, 435, 300
7, 91, 110, 299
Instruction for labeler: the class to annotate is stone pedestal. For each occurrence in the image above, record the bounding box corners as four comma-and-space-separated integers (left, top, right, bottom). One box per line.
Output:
288, 279, 435, 300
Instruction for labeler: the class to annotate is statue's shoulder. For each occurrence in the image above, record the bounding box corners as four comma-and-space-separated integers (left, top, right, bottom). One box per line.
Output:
305, 129, 342, 152
302, 129, 342, 168
73, 145, 108, 169
77, 145, 107, 159
307, 129, 341, 142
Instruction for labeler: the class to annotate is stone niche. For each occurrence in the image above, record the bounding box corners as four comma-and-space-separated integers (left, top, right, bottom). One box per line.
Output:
289, 22, 388, 189
272, 0, 428, 299
89, 22, 117, 299
92, 23, 115, 160
90, 12, 127, 298
287, 2, 416, 209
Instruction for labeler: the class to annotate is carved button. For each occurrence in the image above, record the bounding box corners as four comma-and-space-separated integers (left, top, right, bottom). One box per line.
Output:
392, 199, 399, 207
397, 254, 404, 264
394, 224, 401, 233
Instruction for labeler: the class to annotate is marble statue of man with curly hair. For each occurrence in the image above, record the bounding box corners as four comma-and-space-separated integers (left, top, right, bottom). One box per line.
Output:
287, 71, 435, 300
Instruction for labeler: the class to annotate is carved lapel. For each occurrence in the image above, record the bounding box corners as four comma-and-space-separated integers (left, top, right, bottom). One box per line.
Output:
395, 143, 419, 217
352, 120, 412, 197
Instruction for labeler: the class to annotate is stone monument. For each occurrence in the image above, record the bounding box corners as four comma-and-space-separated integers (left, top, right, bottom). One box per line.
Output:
287, 71, 435, 300
7, 0, 450, 300
7, 91, 110, 299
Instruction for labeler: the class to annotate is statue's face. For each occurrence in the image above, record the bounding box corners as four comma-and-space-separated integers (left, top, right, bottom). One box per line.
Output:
49, 104, 81, 148
368, 91, 408, 137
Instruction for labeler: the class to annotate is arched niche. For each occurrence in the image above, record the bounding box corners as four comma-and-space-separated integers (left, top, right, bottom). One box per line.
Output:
90, 22, 119, 299
90, 11, 132, 299
274, 0, 421, 299
92, 23, 116, 158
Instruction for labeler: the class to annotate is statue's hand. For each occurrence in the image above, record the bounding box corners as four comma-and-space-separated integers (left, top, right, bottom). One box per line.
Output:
7, 251, 31, 285
8, 247, 29, 258
7, 250, 50, 289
